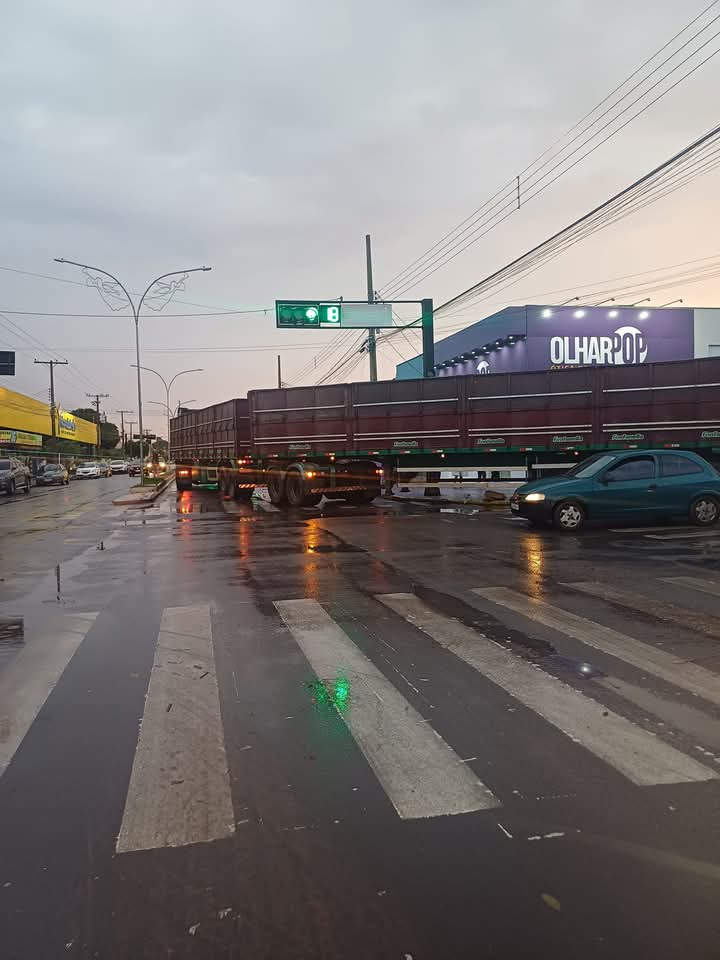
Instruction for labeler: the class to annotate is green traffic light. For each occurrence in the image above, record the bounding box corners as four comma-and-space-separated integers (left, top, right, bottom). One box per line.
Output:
305, 307, 319, 321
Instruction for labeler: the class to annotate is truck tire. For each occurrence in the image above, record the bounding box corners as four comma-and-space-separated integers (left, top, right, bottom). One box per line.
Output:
6, 479, 15, 497
234, 485, 254, 502
267, 469, 286, 505
285, 467, 322, 507
219, 472, 234, 499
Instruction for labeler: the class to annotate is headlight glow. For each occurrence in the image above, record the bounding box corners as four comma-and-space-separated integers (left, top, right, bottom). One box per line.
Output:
525, 492, 546, 502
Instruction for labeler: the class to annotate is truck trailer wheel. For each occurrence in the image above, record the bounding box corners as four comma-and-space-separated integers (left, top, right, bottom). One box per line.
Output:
285, 467, 322, 507
267, 469, 286, 505
234, 486, 254, 502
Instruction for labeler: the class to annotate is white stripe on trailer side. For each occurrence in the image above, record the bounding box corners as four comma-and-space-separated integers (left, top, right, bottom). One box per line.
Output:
473, 587, 720, 708
116, 604, 235, 853
377, 593, 716, 786
0, 612, 98, 778
661, 576, 720, 598
273, 598, 498, 819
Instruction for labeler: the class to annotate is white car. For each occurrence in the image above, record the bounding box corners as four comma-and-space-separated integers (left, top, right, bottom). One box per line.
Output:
75, 461, 101, 479
110, 460, 128, 474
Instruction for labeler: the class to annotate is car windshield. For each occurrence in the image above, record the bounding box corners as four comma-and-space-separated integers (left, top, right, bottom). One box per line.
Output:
564, 453, 618, 478
78, 462, 95, 468
0, 460, 11, 471
45, 465, 62, 472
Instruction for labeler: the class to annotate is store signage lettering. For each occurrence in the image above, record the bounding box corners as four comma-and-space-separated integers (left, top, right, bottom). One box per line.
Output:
701, 430, 720, 439
550, 326, 648, 366
552, 434, 584, 443
475, 437, 505, 445
393, 440, 419, 448
610, 432, 645, 441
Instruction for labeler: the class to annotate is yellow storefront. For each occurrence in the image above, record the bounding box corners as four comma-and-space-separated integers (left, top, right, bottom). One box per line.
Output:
0, 386, 97, 447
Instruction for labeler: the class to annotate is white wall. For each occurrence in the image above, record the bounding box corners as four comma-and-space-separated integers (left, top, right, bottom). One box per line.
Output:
693, 308, 720, 357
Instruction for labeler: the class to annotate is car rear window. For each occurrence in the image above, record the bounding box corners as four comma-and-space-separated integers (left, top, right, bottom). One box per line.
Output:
659, 454, 705, 477
0, 460, 10, 471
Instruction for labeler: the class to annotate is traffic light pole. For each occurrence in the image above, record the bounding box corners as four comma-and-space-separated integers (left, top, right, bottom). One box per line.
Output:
421, 298, 435, 377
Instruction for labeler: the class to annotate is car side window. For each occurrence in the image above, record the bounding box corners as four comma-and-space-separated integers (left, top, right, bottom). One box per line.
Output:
604, 456, 655, 482
658, 454, 705, 477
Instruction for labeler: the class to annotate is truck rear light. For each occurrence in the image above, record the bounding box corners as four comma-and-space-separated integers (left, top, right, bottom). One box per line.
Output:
306, 470, 315, 478
178, 468, 190, 476
375, 468, 383, 475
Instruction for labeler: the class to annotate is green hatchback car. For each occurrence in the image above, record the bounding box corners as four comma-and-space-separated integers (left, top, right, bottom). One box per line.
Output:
511, 450, 720, 531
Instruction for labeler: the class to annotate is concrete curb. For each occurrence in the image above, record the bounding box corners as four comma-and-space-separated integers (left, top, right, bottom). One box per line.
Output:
113, 472, 175, 507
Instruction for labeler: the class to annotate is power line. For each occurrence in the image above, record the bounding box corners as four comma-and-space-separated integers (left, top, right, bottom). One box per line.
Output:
436, 119, 720, 316
0, 263, 270, 316
380, 2, 720, 299
0, 308, 270, 318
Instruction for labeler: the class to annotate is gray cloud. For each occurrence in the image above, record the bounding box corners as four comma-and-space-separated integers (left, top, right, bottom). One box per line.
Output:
1, 0, 718, 416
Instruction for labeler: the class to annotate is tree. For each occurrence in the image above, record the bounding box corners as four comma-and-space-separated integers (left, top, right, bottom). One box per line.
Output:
100, 421, 120, 449
71, 407, 100, 423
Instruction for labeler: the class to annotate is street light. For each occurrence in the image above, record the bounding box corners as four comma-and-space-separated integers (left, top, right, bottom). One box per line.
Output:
148, 399, 195, 417
53, 258, 210, 479
131, 366, 202, 454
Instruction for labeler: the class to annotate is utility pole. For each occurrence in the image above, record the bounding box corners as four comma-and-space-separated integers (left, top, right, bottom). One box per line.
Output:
127, 421, 136, 458
34, 359, 68, 437
277, 355, 283, 388
86, 392, 109, 456
116, 409, 133, 454
365, 234, 377, 382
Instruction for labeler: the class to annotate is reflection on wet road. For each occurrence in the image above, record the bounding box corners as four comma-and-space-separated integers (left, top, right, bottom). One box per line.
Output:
1, 485, 720, 959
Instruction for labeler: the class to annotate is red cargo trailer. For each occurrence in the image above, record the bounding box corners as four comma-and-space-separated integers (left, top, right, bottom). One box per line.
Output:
170, 357, 720, 503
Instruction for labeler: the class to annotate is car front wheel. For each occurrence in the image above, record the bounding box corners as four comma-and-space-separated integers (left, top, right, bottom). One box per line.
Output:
690, 495, 719, 526
552, 499, 586, 532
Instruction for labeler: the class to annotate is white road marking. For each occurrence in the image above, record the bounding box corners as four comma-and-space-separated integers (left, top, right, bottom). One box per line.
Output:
0, 613, 98, 777
378, 593, 716, 786
644, 531, 720, 541
116, 604, 235, 853
661, 576, 720, 598
608, 525, 697, 534
564, 581, 720, 640
474, 587, 720, 708
274, 598, 498, 818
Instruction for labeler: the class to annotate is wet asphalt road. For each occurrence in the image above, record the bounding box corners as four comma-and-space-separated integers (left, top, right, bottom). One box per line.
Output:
1, 486, 720, 959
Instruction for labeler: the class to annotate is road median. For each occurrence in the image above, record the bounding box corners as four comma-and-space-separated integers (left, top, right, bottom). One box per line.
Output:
113, 472, 175, 507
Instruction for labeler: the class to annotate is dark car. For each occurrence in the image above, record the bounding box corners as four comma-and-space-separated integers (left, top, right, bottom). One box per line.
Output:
0, 458, 31, 496
511, 450, 720, 531
37, 463, 70, 486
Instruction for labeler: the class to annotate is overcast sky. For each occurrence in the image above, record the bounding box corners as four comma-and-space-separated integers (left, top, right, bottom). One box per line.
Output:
2, 0, 719, 434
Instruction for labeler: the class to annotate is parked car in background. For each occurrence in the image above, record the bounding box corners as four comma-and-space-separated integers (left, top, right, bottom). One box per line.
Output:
0, 458, 31, 495
37, 463, 69, 486
110, 460, 128, 474
128, 461, 142, 477
76, 461, 101, 479
511, 450, 720, 531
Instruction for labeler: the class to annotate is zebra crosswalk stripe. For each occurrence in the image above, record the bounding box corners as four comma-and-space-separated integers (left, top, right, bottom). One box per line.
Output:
274, 598, 499, 819
116, 604, 235, 854
661, 576, 720, 598
377, 593, 716, 786
0, 612, 98, 778
473, 587, 720, 709
563, 581, 720, 641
